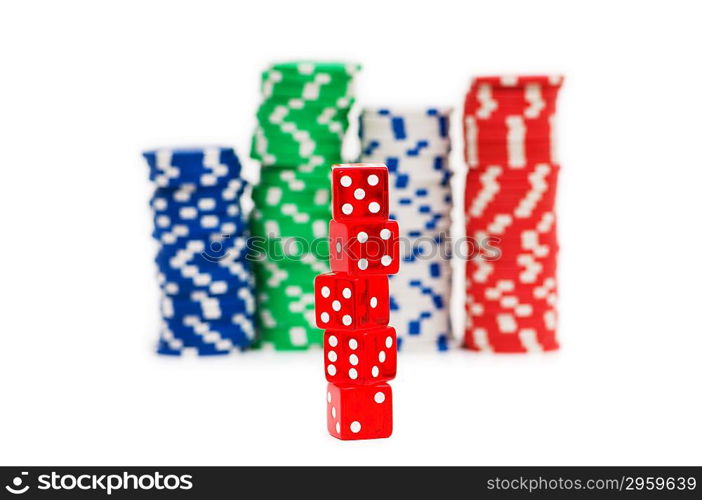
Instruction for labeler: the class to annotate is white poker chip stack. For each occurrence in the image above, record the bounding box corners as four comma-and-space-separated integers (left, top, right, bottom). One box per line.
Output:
359, 108, 453, 351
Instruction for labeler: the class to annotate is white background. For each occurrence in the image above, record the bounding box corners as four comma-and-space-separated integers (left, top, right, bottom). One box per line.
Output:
1, 0, 701, 466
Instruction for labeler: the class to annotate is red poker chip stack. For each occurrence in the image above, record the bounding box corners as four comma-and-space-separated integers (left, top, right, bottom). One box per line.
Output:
462, 75, 564, 353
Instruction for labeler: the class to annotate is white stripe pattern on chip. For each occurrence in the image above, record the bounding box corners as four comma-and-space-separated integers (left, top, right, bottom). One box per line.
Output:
506, 115, 526, 168
470, 258, 494, 283
500, 76, 518, 86
468, 166, 501, 217
516, 254, 543, 284
472, 328, 492, 352
154, 150, 179, 186
524, 84, 545, 119
281, 203, 311, 223
202, 147, 230, 186
183, 316, 233, 350
518, 329, 542, 352
514, 164, 550, 218
261, 70, 282, 98
487, 214, 513, 234
476, 84, 498, 118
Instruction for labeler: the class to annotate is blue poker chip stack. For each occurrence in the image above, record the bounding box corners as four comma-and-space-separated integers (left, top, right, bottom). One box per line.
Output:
359, 108, 453, 351
144, 147, 255, 355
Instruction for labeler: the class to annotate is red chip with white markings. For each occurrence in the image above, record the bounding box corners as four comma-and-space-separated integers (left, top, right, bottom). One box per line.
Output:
463, 75, 564, 352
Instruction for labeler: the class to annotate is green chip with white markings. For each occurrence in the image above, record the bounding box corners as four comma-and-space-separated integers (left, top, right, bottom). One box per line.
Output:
266, 61, 361, 77
250, 61, 360, 350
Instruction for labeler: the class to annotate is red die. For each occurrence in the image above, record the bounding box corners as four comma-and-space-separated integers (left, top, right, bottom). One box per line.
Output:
329, 219, 400, 275
324, 327, 397, 385
332, 164, 389, 221
327, 382, 393, 440
314, 273, 389, 330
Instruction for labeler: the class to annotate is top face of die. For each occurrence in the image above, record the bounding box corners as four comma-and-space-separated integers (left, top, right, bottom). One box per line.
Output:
332, 164, 389, 221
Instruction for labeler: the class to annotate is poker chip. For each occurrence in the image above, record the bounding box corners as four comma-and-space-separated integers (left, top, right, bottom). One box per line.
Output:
391, 182, 452, 237
462, 76, 564, 353
151, 179, 247, 214
144, 146, 255, 355
151, 212, 247, 242
359, 107, 453, 351
250, 62, 361, 350
157, 315, 255, 356
253, 258, 330, 350
144, 147, 242, 188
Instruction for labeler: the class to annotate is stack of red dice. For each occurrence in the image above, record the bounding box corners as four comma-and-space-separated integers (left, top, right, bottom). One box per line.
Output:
462, 75, 563, 353
315, 163, 399, 440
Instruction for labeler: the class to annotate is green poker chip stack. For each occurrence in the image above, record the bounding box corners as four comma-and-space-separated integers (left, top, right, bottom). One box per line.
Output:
250, 61, 361, 350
